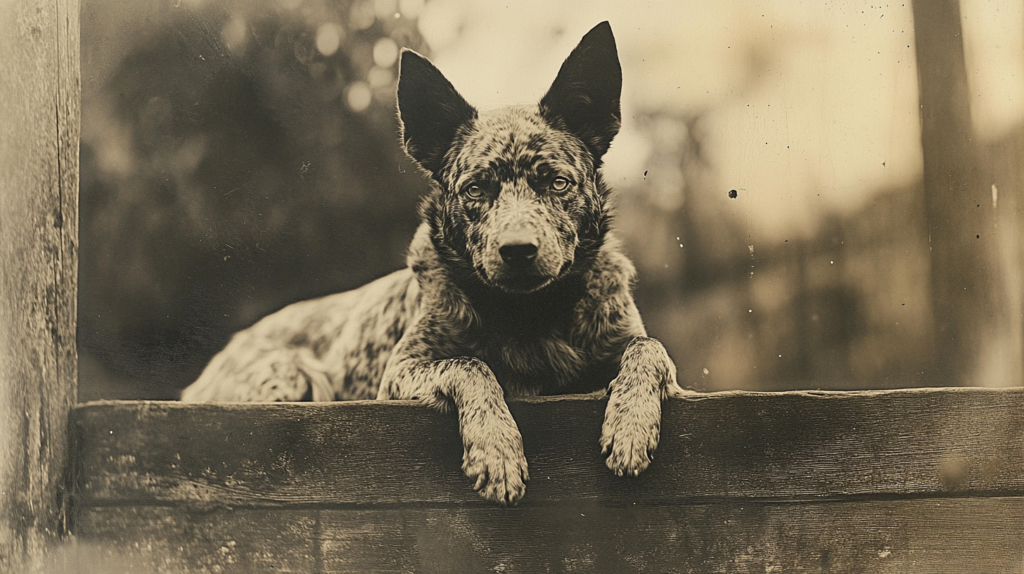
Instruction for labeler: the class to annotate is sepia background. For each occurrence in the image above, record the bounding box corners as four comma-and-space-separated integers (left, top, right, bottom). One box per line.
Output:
78, 0, 1024, 400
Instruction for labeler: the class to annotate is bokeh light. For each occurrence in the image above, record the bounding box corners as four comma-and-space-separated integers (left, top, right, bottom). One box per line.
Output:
346, 81, 373, 112
315, 23, 345, 57
220, 16, 247, 54
372, 37, 399, 68
349, 1, 376, 30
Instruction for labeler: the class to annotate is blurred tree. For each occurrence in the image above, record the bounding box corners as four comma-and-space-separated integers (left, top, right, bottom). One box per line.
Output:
912, 0, 1023, 386
79, 0, 430, 399
81, 0, 1006, 399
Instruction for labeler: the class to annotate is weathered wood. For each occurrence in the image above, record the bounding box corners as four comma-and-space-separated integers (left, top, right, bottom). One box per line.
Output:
75, 498, 1024, 573
76, 388, 1024, 506
0, 0, 79, 570
74, 390, 1024, 571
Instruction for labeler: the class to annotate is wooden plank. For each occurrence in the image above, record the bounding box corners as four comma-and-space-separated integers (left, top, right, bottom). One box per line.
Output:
0, 0, 79, 570
77, 508, 318, 573
75, 388, 1024, 506
75, 498, 1024, 573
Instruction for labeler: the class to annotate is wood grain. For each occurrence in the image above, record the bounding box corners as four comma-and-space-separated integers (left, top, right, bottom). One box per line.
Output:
75, 498, 1024, 573
74, 389, 1024, 571
0, 0, 79, 570
76, 388, 1024, 507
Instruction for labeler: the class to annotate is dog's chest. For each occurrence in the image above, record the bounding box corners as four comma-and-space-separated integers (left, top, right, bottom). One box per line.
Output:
445, 276, 615, 395
472, 303, 611, 396
483, 335, 579, 395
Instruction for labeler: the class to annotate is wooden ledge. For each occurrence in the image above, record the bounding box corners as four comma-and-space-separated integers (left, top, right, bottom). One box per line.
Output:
72, 388, 1024, 573
75, 387, 1024, 508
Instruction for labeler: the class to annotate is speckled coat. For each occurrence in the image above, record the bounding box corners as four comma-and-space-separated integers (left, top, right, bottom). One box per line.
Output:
182, 21, 690, 506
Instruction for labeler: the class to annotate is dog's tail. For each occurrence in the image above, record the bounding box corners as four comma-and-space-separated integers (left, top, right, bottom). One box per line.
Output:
181, 338, 334, 402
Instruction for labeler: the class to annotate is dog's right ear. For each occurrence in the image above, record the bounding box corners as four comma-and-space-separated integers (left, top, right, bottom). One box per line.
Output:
540, 22, 622, 160
397, 50, 477, 175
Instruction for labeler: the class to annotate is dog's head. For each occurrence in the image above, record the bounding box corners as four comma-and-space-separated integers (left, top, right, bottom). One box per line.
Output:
398, 22, 621, 294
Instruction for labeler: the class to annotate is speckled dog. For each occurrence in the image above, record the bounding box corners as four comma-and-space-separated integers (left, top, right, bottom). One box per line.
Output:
182, 21, 690, 506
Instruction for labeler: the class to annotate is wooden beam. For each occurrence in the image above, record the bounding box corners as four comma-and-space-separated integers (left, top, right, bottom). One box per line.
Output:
73, 389, 1024, 571
75, 389, 1024, 507
0, 0, 80, 570
75, 499, 1024, 574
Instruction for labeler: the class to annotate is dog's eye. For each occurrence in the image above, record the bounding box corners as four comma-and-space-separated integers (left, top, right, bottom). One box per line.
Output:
551, 177, 572, 193
464, 184, 484, 200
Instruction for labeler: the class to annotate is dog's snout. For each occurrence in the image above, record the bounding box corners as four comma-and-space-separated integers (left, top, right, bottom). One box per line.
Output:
499, 240, 539, 266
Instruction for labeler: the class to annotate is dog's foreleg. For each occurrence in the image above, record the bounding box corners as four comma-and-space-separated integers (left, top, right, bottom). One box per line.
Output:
381, 357, 529, 506
600, 336, 690, 477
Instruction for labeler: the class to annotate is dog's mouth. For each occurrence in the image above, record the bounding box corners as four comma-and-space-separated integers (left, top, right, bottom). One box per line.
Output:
491, 272, 556, 294
478, 259, 573, 294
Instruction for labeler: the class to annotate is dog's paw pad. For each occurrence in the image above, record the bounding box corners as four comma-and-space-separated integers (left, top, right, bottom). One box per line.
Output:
462, 433, 529, 506
600, 425, 659, 477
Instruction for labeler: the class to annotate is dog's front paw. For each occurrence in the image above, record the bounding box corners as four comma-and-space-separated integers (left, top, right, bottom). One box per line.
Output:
600, 374, 662, 477
462, 419, 529, 506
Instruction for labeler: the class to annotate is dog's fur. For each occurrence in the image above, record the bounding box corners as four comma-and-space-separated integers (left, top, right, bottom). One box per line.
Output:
182, 22, 690, 506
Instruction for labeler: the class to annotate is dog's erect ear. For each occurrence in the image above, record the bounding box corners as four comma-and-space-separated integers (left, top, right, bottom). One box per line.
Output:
540, 22, 622, 160
397, 50, 477, 175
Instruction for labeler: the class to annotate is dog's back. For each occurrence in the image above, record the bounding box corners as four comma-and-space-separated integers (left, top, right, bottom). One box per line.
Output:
181, 264, 420, 402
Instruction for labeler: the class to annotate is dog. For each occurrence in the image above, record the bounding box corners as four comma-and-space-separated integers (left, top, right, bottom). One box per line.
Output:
181, 21, 690, 506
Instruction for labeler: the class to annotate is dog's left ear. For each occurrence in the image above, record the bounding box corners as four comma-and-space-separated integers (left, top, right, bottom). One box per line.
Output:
540, 21, 622, 160
398, 49, 478, 175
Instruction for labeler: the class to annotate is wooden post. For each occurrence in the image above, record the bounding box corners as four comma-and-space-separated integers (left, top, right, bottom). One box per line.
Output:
912, 0, 1023, 386
0, 0, 80, 570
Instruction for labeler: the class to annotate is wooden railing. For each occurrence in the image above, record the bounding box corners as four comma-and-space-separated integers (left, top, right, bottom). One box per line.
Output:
73, 388, 1024, 573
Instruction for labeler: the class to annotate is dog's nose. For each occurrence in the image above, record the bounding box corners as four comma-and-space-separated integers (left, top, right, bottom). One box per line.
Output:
499, 241, 539, 266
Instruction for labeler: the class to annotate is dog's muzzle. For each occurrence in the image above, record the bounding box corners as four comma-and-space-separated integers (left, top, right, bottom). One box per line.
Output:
498, 231, 540, 268
481, 226, 570, 293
